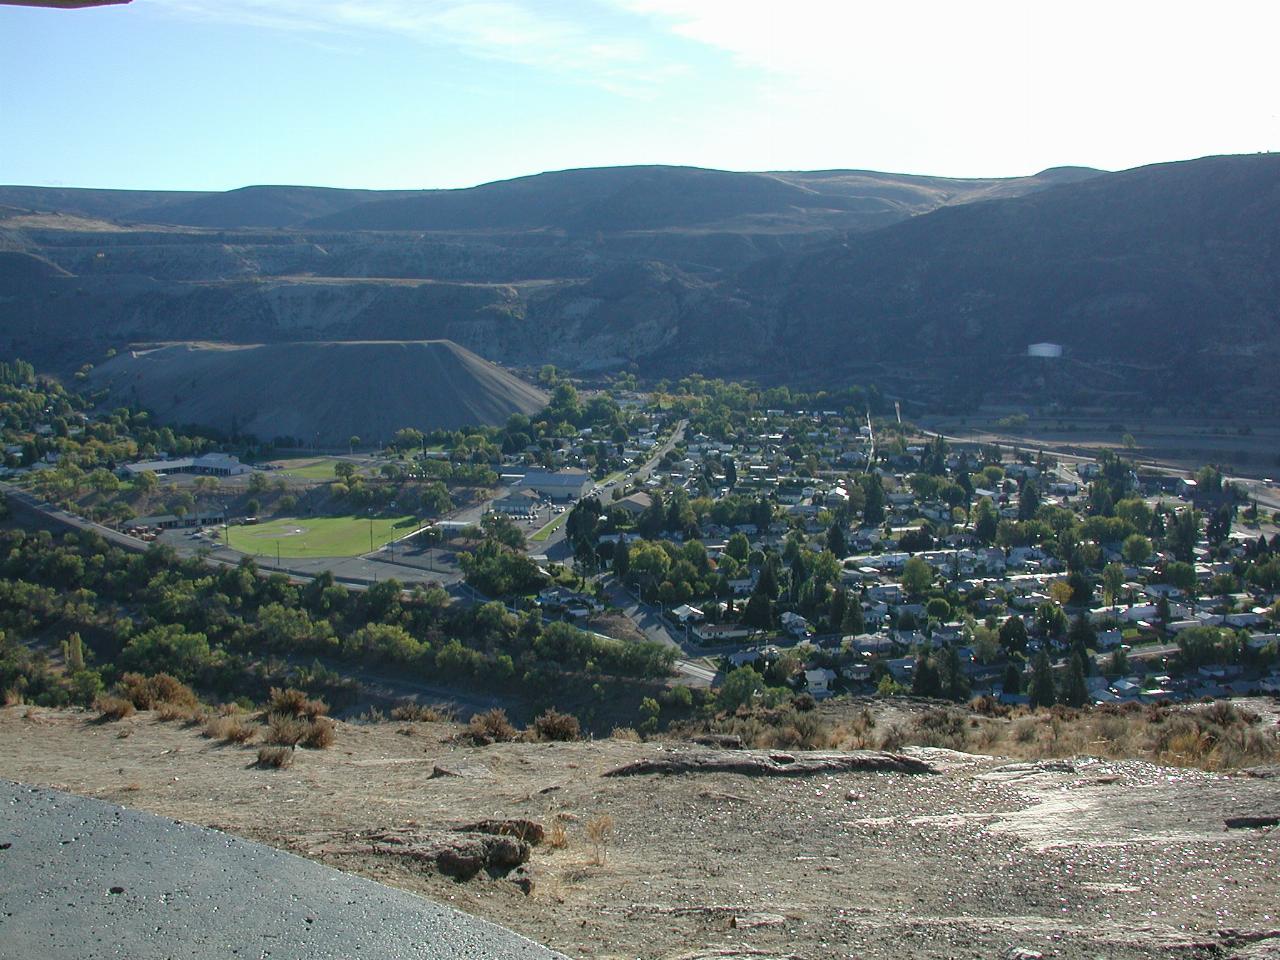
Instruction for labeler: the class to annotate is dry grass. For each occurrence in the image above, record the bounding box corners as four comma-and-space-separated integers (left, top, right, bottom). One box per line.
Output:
677, 697, 1279, 772
264, 712, 333, 749
265, 712, 308, 747
267, 687, 328, 720
94, 695, 136, 722
531, 709, 581, 742
155, 701, 198, 723
301, 717, 335, 749
465, 708, 519, 745
202, 715, 257, 744
864, 701, 1280, 772
255, 746, 294, 769
117, 673, 198, 711
390, 701, 453, 723
546, 820, 569, 849
687, 703, 841, 751
585, 814, 614, 866
609, 726, 641, 742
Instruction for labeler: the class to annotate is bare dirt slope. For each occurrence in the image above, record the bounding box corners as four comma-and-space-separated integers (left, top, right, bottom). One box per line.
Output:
2, 706, 1278, 960
88, 340, 548, 444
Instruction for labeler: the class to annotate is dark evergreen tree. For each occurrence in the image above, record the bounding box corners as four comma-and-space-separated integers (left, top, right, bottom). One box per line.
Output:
1018, 480, 1041, 521
723, 457, 737, 488
841, 596, 866, 635
826, 523, 848, 559
1061, 650, 1089, 708
827, 587, 847, 633
861, 474, 886, 526
1067, 613, 1096, 654
742, 591, 773, 629
998, 615, 1028, 653
911, 655, 942, 698
939, 645, 971, 701
1029, 648, 1056, 709
1002, 661, 1023, 695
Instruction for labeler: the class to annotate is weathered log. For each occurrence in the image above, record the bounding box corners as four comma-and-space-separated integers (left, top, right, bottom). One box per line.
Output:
602, 749, 934, 778
1224, 815, 1279, 830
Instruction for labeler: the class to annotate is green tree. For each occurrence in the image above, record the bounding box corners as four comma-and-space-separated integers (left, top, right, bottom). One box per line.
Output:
827, 588, 847, 632
911, 655, 942, 698
900, 556, 933, 598
612, 538, 630, 580
1036, 601, 1067, 638
742, 591, 773, 629
1122, 533, 1152, 565
1061, 650, 1088, 707
1002, 661, 1022, 695
62, 632, 85, 672
1102, 562, 1126, 605
861, 474, 885, 526
1028, 648, 1056, 709
1018, 480, 1041, 521
973, 496, 998, 545
826, 523, 848, 558
938, 645, 970, 701
717, 666, 765, 712
999, 615, 1028, 653
841, 595, 866, 635
133, 470, 159, 496
118, 624, 213, 682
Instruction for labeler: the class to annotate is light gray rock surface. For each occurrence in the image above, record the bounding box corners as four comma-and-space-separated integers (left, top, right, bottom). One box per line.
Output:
0, 780, 566, 960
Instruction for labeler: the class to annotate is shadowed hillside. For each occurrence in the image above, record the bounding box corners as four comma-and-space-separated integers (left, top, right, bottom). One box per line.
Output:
726, 153, 1280, 406
4, 156, 1280, 410
88, 340, 548, 444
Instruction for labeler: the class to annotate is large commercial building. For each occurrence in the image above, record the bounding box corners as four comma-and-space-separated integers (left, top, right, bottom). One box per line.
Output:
518, 469, 593, 501
120, 453, 253, 478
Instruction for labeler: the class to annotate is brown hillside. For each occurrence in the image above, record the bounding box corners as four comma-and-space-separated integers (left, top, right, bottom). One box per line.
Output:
2, 705, 1278, 960
88, 340, 548, 444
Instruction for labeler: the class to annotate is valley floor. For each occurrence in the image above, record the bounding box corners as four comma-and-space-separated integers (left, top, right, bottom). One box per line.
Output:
2, 706, 1278, 960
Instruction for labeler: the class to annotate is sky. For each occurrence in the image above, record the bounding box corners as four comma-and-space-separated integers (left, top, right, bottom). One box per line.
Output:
1, 0, 1277, 191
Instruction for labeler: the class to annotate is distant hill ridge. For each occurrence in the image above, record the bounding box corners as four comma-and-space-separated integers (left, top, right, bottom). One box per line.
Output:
4, 154, 1279, 411
0, 163, 1103, 233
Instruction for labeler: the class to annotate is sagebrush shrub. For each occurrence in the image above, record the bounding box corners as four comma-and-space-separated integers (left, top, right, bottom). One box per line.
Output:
256, 746, 293, 769
531, 708, 581, 742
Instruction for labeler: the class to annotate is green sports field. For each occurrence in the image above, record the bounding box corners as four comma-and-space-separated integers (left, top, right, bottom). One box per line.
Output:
225, 514, 419, 558
268, 457, 354, 481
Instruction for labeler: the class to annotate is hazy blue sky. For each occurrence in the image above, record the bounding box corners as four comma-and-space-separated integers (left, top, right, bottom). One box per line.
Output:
2, 0, 1276, 190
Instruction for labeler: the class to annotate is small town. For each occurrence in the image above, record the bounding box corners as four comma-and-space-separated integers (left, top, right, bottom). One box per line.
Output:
4, 362, 1278, 718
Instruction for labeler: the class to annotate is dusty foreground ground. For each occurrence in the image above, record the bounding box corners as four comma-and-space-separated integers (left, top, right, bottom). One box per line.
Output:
2, 706, 1279, 960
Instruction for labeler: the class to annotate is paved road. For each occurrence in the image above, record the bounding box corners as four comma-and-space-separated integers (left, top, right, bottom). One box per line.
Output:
600, 578, 720, 687
1, 482, 150, 554
0, 779, 565, 960
525, 419, 689, 558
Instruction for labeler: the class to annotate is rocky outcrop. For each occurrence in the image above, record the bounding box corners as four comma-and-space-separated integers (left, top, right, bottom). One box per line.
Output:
602, 749, 935, 778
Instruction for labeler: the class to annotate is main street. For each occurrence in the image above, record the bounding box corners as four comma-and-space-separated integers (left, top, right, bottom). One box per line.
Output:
522, 418, 688, 560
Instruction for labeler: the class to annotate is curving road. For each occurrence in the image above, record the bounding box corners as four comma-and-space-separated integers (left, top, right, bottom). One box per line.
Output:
0, 779, 565, 960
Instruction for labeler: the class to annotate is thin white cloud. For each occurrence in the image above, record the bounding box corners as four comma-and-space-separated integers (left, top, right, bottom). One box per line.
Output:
160, 0, 677, 94
607, 0, 1280, 174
